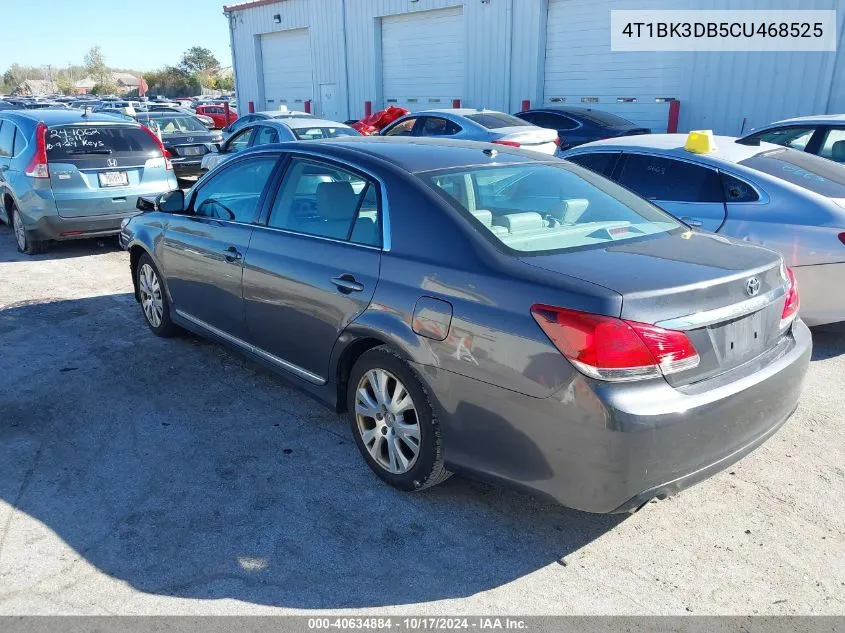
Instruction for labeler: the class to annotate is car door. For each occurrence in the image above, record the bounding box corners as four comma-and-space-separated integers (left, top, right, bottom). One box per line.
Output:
242, 155, 382, 383
159, 153, 280, 340
612, 153, 726, 232
0, 120, 14, 221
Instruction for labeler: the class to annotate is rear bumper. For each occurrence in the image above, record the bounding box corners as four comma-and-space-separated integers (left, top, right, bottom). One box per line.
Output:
30, 210, 142, 241
170, 158, 205, 179
792, 263, 845, 326
420, 319, 811, 513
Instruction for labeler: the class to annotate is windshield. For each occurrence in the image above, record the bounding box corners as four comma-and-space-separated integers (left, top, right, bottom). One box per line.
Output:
145, 115, 207, 134
740, 149, 845, 198
292, 126, 360, 140
424, 163, 681, 253
466, 112, 528, 129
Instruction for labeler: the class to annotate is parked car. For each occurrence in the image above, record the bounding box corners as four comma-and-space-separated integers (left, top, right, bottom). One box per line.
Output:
142, 105, 215, 129
379, 109, 559, 155
0, 109, 177, 254
194, 104, 237, 129
221, 109, 313, 138
201, 117, 360, 172
739, 115, 845, 163
120, 137, 809, 513
561, 133, 845, 326
0, 100, 20, 111
514, 106, 650, 150
137, 111, 223, 180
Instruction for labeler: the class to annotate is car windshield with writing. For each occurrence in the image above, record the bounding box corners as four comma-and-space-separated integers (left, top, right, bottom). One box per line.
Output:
740, 148, 845, 198
149, 116, 208, 135
466, 112, 533, 129
292, 127, 361, 140
423, 162, 681, 254
45, 125, 159, 160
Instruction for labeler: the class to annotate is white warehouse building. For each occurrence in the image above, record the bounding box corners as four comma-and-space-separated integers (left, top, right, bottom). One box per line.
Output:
224, 0, 845, 135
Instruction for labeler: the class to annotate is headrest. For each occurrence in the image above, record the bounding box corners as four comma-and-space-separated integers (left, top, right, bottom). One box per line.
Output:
471, 209, 493, 227
548, 198, 589, 224
316, 181, 357, 220
831, 140, 845, 162
500, 212, 545, 233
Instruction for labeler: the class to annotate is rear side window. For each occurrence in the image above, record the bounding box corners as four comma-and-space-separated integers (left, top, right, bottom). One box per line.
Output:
466, 112, 527, 129
721, 173, 759, 202
521, 112, 577, 130
566, 152, 619, 176
817, 128, 845, 162
616, 154, 723, 203
45, 126, 158, 159
739, 149, 845, 197
292, 127, 360, 140
0, 121, 14, 157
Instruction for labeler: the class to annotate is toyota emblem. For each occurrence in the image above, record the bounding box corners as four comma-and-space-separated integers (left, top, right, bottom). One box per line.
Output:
107, 158, 117, 168
745, 277, 761, 297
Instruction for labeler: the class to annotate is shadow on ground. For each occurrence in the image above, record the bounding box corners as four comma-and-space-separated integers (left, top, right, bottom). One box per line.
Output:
0, 225, 122, 263
0, 294, 624, 608
810, 325, 845, 361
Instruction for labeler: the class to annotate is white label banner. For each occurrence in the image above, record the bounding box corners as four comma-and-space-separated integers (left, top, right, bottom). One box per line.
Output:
611, 10, 838, 51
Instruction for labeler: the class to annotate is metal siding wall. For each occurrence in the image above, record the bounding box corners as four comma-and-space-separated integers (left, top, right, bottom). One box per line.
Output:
510, 0, 547, 112
680, 0, 845, 135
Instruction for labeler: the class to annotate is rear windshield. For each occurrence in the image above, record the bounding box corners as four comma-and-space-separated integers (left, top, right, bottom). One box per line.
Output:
144, 115, 207, 134
45, 125, 158, 159
424, 163, 681, 254
466, 112, 528, 129
740, 149, 845, 197
574, 109, 634, 127
292, 126, 360, 140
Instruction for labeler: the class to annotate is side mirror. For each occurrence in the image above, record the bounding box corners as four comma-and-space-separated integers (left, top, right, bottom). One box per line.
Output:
136, 189, 185, 214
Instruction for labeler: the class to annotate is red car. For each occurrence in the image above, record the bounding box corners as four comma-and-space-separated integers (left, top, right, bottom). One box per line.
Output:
193, 104, 237, 129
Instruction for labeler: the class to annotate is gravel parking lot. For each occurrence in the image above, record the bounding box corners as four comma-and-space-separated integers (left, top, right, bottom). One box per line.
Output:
0, 226, 843, 616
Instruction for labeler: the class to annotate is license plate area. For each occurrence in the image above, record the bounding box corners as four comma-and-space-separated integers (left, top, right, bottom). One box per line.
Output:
98, 171, 129, 187
709, 310, 769, 366
180, 145, 205, 156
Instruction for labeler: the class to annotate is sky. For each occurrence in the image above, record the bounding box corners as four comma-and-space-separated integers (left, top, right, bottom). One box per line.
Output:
1, 0, 232, 73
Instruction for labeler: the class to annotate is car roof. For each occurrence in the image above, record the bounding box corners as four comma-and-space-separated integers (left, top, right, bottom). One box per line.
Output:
769, 113, 845, 125
566, 133, 780, 165
0, 109, 137, 126
254, 136, 548, 173
410, 108, 506, 117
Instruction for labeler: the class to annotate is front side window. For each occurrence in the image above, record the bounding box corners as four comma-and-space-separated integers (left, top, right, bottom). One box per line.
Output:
756, 126, 816, 151
191, 156, 277, 222
268, 158, 380, 247
425, 163, 681, 254
383, 118, 416, 137
418, 117, 461, 136
292, 126, 360, 140
616, 154, 723, 203
227, 128, 253, 152
565, 152, 619, 176
254, 126, 280, 145
740, 148, 845, 198
522, 112, 577, 130
817, 128, 845, 162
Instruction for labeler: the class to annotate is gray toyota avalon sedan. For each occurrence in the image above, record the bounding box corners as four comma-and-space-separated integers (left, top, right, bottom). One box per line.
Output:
120, 137, 811, 514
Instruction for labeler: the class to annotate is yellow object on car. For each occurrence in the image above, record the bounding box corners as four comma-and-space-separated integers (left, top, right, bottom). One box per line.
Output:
684, 130, 717, 154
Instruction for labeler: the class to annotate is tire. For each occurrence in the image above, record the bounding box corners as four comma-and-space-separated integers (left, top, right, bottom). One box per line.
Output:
11, 208, 47, 255
347, 346, 452, 492
136, 254, 180, 337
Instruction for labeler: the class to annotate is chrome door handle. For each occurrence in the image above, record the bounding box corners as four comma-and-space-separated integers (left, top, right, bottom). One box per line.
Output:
224, 246, 242, 262
331, 275, 364, 293
680, 217, 703, 228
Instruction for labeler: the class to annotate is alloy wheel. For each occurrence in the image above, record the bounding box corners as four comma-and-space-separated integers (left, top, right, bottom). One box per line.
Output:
12, 211, 26, 251
138, 263, 164, 328
355, 368, 421, 474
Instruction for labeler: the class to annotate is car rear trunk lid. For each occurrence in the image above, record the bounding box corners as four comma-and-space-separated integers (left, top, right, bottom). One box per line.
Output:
493, 126, 559, 147
521, 231, 790, 386
46, 124, 163, 218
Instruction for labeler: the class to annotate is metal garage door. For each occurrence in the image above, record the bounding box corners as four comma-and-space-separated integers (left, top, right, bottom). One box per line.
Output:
381, 7, 464, 111
260, 28, 313, 111
544, 0, 683, 132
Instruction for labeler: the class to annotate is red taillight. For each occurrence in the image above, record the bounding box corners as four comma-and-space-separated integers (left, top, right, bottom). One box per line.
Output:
838, 232, 845, 246
25, 122, 49, 179
530, 305, 699, 382
492, 140, 521, 148
140, 125, 173, 170
781, 266, 800, 327
553, 137, 561, 147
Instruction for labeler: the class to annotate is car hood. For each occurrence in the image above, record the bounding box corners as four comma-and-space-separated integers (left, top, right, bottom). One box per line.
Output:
520, 229, 784, 324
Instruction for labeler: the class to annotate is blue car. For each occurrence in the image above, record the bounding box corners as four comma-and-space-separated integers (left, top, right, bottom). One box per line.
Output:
0, 109, 178, 254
